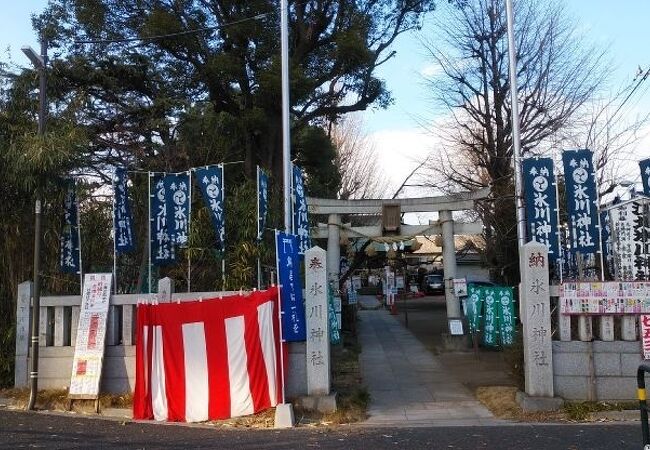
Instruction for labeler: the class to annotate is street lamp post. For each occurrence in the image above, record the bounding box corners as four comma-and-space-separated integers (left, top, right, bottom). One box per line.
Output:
22, 38, 47, 411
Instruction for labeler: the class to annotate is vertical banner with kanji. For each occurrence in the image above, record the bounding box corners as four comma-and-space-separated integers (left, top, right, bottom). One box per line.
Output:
482, 287, 498, 347
292, 165, 311, 255
113, 168, 135, 254
640, 158, 650, 197
257, 166, 269, 241
600, 210, 613, 278
163, 172, 191, 247
69, 273, 112, 398
60, 179, 81, 273
465, 284, 484, 333
641, 315, 650, 360
150, 174, 176, 266
275, 231, 307, 342
496, 287, 516, 346
522, 158, 560, 267
195, 165, 225, 251
562, 149, 600, 258
609, 202, 648, 281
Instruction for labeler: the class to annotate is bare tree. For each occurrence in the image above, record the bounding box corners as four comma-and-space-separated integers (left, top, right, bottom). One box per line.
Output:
420, 0, 608, 283
330, 115, 389, 199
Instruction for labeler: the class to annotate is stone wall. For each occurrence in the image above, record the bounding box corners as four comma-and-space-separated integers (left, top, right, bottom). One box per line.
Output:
553, 340, 644, 401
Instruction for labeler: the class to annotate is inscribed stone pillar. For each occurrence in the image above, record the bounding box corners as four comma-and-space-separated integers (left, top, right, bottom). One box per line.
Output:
326, 214, 341, 289
14, 281, 32, 387
521, 242, 554, 397
440, 210, 460, 318
305, 246, 330, 396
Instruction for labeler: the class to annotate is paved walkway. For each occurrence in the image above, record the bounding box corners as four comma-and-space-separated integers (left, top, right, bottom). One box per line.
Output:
358, 299, 501, 427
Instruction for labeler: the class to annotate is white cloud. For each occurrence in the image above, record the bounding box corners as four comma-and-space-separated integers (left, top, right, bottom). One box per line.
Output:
419, 62, 441, 78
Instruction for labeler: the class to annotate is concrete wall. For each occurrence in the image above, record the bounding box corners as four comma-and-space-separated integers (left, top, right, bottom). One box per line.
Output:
553, 340, 644, 401
28, 342, 307, 397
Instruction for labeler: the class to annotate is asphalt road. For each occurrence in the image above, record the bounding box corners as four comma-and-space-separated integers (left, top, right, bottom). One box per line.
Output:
0, 410, 643, 449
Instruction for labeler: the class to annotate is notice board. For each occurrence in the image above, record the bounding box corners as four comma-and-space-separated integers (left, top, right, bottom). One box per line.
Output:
69, 273, 112, 399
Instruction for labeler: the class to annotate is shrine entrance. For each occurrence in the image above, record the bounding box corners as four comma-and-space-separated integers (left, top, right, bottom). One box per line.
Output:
308, 188, 489, 321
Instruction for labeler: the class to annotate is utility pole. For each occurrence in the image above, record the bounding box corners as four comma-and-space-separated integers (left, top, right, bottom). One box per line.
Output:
22, 37, 47, 411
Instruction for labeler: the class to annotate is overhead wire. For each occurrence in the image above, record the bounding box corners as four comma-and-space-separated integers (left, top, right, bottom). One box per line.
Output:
73, 13, 270, 45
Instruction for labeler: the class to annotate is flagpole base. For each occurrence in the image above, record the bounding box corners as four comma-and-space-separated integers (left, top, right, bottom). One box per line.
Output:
274, 402, 295, 428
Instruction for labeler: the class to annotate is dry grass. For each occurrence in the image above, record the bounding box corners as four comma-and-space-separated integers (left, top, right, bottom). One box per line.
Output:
1, 388, 132, 413
476, 386, 638, 423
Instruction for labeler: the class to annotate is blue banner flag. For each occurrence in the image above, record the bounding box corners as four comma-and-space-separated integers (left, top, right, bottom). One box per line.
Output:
163, 172, 190, 247
257, 166, 269, 241
292, 165, 311, 254
641, 158, 650, 197
195, 165, 225, 250
562, 149, 600, 255
113, 168, 136, 253
150, 174, 176, 266
60, 179, 81, 273
522, 158, 560, 264
275, 231, 307, 342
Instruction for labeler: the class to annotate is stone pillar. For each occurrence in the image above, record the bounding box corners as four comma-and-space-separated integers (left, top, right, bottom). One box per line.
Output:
14, 281, 32, 387
440, 210, 460, 317
521, 242, 554, 398
326, 214, 341, 289
157, 277, 175, 303
305, 246, 330, 396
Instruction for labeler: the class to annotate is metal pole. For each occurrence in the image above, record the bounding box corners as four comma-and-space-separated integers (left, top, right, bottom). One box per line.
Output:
148, 172, 152, 294
505, 0, 526, 252
76, 181, 83, 293
221, 164, 226, 289
27, 37, 47, 412
112, 171, 118, 293
257, 166, 262, 290
187, 170, 192, 293
281, 0, 291, 234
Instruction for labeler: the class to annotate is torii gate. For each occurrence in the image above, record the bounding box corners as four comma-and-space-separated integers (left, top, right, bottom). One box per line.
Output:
308, 187, 490, 319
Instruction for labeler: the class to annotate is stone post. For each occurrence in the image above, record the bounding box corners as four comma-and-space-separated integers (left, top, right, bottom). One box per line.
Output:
326, 214, 341, 289
440, 210, 460, 318
304, 246, 330, 396
517, 242, 561, 410
14, 281, 32, 387
157, 277, 175, 303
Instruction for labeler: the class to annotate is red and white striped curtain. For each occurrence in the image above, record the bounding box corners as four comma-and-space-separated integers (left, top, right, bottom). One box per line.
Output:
133, 287, 283, 422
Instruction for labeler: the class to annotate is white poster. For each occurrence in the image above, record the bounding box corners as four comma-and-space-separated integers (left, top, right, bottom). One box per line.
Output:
69, 273, 112, 398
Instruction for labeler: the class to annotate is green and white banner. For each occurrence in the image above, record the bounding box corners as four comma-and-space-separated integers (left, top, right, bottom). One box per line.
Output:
466, 284, 484, 333
482, 287, 499, 347
496, 287, 516, 346
328, 288, 341, 345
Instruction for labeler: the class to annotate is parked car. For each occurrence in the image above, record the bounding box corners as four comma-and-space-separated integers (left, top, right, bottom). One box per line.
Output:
422, 274, 444, 295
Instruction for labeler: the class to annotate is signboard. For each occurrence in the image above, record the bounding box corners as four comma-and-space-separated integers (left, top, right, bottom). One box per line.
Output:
560, 281, 650, 315
275, 232, 307, 341
642, 315, 650, 360
448, 319, 464, 336
609, 202, 649, 281
69, 273, 112, 398
453, 278, 468, 297
351, 276, 362, 291
395, 275, 405, 289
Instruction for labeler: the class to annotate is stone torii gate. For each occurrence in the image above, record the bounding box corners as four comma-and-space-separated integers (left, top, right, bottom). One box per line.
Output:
308, 187, 490, 319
